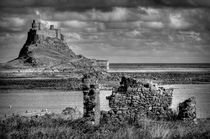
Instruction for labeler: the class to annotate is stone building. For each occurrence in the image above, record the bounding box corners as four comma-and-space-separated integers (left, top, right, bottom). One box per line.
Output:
30, 20, 64, 42
96, 60, 109, 70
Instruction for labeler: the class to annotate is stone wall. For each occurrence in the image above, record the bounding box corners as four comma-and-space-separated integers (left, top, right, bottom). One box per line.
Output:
82, 75, 100, 125
177, 96, 196, 121
105, 77, 173, 121
37, 30, 57, 39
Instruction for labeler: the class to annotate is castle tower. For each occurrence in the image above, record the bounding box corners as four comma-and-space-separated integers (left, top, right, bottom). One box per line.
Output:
32, 20, 37, 29
56, 29, 61, 39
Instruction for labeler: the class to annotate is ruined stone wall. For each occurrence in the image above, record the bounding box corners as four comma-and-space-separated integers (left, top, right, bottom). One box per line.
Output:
178, 97, 196, 121
105, 77, 173, 121
82, 75, 100, 125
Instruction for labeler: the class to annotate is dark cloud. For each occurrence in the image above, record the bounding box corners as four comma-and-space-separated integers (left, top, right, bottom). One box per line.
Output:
1, 0, 210, 12
156, 0, 210, 8
0, 0, 151, 11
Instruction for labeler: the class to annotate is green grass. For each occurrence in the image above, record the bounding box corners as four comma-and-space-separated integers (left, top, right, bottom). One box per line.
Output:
1, 114, 210, 139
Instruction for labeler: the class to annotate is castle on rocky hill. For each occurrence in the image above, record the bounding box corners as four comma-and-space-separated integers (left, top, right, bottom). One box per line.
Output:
26, 20, 64, 44
21, 20, 110, 71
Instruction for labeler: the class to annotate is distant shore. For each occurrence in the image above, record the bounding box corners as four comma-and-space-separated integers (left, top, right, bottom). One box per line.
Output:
108, 68, 210, 73
0, 71, 210, 90
110, 71, 210, 84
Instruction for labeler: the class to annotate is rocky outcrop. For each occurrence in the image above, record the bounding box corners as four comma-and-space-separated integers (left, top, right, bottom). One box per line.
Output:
104, 77, 173, 122
178, 97, 197, 121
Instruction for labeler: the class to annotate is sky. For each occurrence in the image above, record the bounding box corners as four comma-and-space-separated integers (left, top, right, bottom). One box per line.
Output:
0, 0, 210, 63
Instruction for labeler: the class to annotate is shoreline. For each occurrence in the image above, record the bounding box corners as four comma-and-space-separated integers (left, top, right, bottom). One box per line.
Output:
1, 71, 210, 90
108, 69, 210, 73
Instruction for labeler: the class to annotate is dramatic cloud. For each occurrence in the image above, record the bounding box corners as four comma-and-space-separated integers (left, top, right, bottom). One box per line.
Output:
158, 0, 210, 7
169, 13, 191, 29
142, 21, 164, 29
1, 0, 210, 10
0, 17, 26, 30
0, 0, 210, 63
62, 20, 90, 28
88, 7, 130, 22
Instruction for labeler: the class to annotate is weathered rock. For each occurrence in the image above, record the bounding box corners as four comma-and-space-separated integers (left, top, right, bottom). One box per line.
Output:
178, 97, 196, 120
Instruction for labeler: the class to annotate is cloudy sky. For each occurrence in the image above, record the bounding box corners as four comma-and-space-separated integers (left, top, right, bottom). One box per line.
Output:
0, 0, 210, 63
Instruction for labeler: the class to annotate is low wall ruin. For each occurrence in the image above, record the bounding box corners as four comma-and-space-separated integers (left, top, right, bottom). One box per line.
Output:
82, 75, 197, 124
178, 96, 196, 121
104, 77, 174, 122
82, 75, 100, 125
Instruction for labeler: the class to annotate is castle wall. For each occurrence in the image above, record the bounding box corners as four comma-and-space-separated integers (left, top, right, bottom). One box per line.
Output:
56, 29, 61, 39
37, 30, 57, 38
82, 75, 100, 125
36, 29, 62, 40
30, 20, 64, 41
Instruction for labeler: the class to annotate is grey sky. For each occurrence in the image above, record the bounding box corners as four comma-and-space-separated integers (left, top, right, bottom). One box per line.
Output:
0, 0, 210, 63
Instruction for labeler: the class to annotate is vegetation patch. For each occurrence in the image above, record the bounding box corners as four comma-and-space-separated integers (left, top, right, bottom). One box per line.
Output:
1, 114, 210, 139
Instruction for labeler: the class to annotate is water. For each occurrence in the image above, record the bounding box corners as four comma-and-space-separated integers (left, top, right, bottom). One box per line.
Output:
162, 84, 210, 118
109, 63, 210, 72
0, 85, 209, 118
0, 89, 112, 117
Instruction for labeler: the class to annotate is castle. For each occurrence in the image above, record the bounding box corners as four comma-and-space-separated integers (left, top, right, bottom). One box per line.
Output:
26, 20, 64, 44
23, 20, 110, 71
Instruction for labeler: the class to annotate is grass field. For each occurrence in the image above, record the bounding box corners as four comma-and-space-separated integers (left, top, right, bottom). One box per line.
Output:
0, 113, 210, 139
